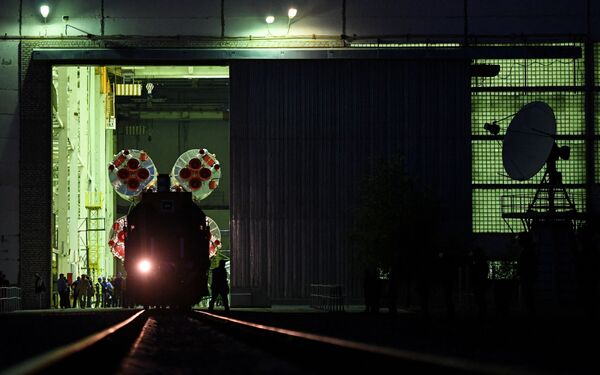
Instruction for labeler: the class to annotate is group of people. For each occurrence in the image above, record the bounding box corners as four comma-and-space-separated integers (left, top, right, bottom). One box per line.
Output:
361, 232, 553, 319
51, 260, 230, 311
56, 273, 124, 309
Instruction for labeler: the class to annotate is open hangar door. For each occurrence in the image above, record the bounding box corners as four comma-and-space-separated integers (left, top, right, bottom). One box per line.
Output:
48, 64, 230, 309
229, 59, 471, 305
47, 59, 470, 308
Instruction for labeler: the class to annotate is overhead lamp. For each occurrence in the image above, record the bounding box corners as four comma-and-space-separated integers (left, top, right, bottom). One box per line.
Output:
40, 4, 50, 20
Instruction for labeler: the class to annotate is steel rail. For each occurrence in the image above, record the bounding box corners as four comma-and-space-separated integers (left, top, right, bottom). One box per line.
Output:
195, 310, 541, 375
1, 310, 146, 375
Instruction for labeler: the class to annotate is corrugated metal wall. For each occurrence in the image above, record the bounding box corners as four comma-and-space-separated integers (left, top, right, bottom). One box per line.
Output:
230, 60, 470, 302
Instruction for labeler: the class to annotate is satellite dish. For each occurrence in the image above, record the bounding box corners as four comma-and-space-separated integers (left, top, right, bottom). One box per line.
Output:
502, 101, 556, 181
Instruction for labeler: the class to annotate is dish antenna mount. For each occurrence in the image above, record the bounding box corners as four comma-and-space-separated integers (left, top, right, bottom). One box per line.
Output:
485, 101, 579, 230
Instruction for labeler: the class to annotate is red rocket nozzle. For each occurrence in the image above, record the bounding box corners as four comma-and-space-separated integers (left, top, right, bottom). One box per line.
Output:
199, 167, 212, 181
127, 178, 140, 191
108, 164, 115, 171
179, 167, 192, 180
127, 158, 140, 170
117, 168, 130, 180
209, 180, 218, 190
136, 168, 150, 180
189, 158, 202, 170
214, 164, 220, 170
189, 178, 202, 191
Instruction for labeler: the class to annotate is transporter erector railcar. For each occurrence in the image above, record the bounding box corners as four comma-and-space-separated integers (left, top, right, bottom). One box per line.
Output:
108, 148, 223, 308
124, 185, 211, 308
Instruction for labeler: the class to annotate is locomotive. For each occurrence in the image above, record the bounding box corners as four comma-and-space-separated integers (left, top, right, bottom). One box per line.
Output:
107, 148, 223, 308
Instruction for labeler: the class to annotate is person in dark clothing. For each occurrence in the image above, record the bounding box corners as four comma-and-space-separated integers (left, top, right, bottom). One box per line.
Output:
437, 251, 456, 320
57, 273, 70, 308
517, 232, 537, 317
0, 271, 9, 286
415, 249, 434, 318
387, 268, 399, 315
95, 278, 102, 308
35, 273, 46, 293
208, 259, 229, 311
469, 247, 489, 319
575, 224, 599, 317
113, 273, 124, 307
34, 272, 46, 309
71, 276, 80, 308
363, 268, 381, 313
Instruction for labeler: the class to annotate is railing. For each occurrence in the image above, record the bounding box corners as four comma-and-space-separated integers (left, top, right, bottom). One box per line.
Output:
310, 284, 344, 312
0, 287, 22, 312
500, 191, 585, 218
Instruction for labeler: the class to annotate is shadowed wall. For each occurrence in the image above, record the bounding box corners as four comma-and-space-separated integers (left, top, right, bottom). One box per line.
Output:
230, 59, 470, 302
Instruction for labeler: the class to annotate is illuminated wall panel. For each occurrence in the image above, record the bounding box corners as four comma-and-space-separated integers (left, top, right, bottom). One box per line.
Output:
595, 44, 600, 184
472, 43, 586, 233
472, 140, 585, 186
472, 91, 585, 136
595, 141, 600, 182
473, 189, 522, 233
472, 57, 584, 88
595, 96, 600, 135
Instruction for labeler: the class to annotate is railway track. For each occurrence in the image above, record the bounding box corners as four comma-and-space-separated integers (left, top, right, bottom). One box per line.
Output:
1, 310, 538, 375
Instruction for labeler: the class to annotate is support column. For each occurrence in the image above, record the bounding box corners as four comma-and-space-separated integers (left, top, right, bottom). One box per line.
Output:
585, 40, 595, 217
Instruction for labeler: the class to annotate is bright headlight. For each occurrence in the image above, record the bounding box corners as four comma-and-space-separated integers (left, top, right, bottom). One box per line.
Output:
138, 259, 152, 273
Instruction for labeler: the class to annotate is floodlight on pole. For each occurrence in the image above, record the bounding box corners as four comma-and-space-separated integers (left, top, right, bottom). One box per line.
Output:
287, 8, 298, 35
40, 5, 50, 21
265, 15, 275, 36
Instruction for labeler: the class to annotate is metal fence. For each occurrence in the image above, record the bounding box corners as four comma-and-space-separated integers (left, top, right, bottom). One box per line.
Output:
0, 287, 22, 312
310, 284, 344, 312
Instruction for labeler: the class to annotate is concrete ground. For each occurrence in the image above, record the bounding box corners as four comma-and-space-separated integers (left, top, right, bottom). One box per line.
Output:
1, 304, 598, 374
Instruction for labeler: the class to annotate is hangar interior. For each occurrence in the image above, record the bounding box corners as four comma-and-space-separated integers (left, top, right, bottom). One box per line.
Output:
50, 65, 230, 291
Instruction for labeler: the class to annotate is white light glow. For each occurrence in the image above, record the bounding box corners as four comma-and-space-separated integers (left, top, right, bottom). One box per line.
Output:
265, 16, 275, 24
288, 8, 297, 19
138, 259, 152, 273
40, 5, 50, 19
